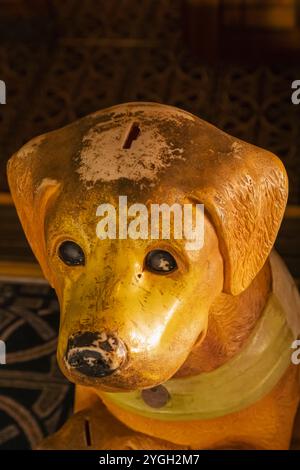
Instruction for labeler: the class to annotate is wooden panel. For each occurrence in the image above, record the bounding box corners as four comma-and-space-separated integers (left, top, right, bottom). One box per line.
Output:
223, 0, 297, 30
0, 0, 50, 16
184, 0, 300, 61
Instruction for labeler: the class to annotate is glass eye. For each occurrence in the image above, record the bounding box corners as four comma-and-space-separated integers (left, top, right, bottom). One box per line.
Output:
145, 250, 177, 274
58, 241, 85, 266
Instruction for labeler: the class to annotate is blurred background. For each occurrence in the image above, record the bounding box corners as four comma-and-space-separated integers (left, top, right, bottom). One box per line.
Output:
0, 0, 299, 449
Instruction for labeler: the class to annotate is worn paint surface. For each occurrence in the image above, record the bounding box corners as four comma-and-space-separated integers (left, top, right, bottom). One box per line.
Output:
7, 102, 299, 449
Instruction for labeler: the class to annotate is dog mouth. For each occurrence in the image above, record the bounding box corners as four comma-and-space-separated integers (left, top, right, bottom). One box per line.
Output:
64, 331, 127, 379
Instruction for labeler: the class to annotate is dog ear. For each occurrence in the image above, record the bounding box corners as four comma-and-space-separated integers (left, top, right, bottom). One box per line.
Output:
7, 147, 61, 287
191, 142, 288, 296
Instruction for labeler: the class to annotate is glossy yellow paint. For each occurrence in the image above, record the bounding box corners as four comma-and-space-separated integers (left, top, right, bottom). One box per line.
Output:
6, 102, 300, 449
51, 211, 223, 391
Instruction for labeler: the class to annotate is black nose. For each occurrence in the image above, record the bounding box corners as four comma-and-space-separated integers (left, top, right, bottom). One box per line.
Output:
64, 331, 126, 378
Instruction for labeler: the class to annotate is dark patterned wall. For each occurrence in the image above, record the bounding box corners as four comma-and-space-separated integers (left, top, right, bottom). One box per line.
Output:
0, 0, 299, 201
0, 280, 73, 449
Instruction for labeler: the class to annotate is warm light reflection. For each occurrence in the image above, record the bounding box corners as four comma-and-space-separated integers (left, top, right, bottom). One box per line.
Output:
129, 298, 181, 353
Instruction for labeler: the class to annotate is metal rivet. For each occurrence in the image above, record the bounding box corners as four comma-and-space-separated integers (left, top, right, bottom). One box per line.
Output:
141, 385, 170, 408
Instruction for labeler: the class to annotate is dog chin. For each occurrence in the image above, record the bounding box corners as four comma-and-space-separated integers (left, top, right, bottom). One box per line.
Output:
59, 358, 171, 392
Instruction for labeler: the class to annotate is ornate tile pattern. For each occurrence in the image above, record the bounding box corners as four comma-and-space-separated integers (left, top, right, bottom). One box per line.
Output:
0, 281, 73, 450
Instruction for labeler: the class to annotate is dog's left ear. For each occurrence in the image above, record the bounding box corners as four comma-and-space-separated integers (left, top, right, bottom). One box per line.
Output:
191, 141, 288, 296
7, 143, 61, 286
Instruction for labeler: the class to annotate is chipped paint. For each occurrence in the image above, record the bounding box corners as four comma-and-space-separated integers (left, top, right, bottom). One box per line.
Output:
16, 134, 46, 160
65, 345, 123, 371
231, 141, 244, 159
77, 120, 185, 186
64, 331, 127, 376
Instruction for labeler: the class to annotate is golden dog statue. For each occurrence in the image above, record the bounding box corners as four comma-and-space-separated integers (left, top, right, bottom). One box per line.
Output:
7, 102, 300, 450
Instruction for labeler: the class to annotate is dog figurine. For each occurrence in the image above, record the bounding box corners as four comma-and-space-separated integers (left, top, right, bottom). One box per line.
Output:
7, 102, 300, 450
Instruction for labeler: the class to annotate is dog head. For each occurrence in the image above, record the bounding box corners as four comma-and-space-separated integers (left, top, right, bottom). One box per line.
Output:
7, 102, 288, 391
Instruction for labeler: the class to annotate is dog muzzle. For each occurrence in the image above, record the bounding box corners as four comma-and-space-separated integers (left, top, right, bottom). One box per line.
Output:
64, 331, 127, 378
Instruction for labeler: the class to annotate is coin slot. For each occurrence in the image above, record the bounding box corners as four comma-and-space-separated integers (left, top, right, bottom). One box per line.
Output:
84, 418, 92, 447
122, 122, 141, 149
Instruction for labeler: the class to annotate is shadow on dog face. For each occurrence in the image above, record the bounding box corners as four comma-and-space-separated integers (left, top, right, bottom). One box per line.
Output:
7, 102, 288, 392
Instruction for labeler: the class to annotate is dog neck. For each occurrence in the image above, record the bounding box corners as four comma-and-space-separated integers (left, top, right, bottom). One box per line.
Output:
174, 260, 272, 378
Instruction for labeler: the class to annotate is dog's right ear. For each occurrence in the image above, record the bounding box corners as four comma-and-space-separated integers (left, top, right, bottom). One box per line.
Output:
7, 141, 61, 287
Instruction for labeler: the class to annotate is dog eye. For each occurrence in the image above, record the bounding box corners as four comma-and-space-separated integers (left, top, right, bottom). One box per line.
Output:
145, 250, 177, 274
58, 241, 85, 266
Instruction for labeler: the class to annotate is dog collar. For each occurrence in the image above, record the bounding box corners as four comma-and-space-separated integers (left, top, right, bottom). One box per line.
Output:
102, 251, 299, 421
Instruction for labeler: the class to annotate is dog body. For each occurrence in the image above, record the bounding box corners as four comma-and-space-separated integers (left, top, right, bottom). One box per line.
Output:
7, 102, 300, 449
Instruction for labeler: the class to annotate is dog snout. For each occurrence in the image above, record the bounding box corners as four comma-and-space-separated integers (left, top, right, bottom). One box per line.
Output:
64, 331, 126, 378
